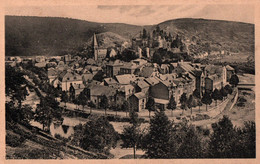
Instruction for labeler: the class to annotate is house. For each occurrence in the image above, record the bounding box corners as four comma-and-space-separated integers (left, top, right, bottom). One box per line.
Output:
58, 71, 83, 91
35, 56, 45, 63
138, 66, 159, 78
35, 62, 46, 68
132, 79, 150, 95
63, 54, 73, 64
106, 60, 124, 77
150, 80, 177, 104
47, 68, 58, 84
204, 65, 226, 93
160, 64, 170, 74
107, 48, 117, 58
82, 73, 94, 85
115, 84, 135, 107
225, 65, 235, 82
129, 92, 147, 112
89, 85, 117, 108
144, 77, 160, 86
103, 77, 118, 86
119, 62, 140, 75
115, 74, 136, 85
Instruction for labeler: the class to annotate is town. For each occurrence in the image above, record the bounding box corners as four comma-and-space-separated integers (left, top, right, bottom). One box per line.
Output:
5, 23, 255, 159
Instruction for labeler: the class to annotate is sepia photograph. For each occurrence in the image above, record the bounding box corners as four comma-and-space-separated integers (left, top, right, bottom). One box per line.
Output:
3, 1, 256, 160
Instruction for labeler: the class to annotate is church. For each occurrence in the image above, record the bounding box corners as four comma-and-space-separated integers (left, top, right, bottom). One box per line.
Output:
93, 33, 107, 61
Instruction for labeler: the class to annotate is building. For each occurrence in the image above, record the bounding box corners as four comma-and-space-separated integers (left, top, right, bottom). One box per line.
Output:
225, 65, 235, 82
106, 60, 124, 77
88, 85, 117, 108
129, 92, 147, 112
93, 33, 108, 61
115, 74, 137, 85
58, 71, 83, 91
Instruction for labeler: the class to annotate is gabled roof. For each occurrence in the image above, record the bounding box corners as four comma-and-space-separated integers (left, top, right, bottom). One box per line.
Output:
144, 77, 160, 86
115, 74, 136, 85
47, 68, 57, 77
139, 66, 156, 78
135, 80, 149, 89
226, 65, 235, 71
90, 85, 117, 97
133, 92, 147, 99
104, 77, 118, 85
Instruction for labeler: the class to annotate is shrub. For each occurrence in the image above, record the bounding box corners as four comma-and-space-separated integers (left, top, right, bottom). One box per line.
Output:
6, 132, 26, 147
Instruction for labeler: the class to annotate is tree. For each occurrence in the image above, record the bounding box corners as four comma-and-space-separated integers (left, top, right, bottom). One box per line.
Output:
224, 84, 233, 94
145, 97, 155, 118
34, 96, 63, 131
152, 52, 162, 65
79, 116, 118, 154
61, 91, 69, 109
208, 116, 237, 158
143, 110, 174, 158
5, 65, 28, 109
142, 28, 148, 39
235, 121, 256, 158
78, 91, 88, 110
6, 102, 34, 125
201, 92, 212, 111
211, 89, 222, 106
122, 100, 129, 117
187, 95, 197, 115
220, 87, 228, 100
180, 93, 188, 114
197, 99, 203, 113
167, 95, 177, 117
229, 74, 239, 87
100, 95, 109, 115
174, 123, 204, 158
121, 110, 142, 159
193, 89, 201, 99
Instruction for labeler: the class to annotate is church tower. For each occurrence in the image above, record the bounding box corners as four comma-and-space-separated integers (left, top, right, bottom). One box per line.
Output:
93, 33, 98, 61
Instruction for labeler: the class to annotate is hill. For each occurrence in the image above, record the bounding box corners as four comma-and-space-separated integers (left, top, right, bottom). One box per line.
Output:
5, 16, 142, 56
154, 18, 254, 55
5, 16, 254, 57
85, 32, 130, 48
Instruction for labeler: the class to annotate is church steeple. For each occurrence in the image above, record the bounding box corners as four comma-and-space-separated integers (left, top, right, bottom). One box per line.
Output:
93, 33, 98, 61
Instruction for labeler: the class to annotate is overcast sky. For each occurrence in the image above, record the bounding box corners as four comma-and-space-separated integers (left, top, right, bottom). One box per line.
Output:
5, 4, 254, 25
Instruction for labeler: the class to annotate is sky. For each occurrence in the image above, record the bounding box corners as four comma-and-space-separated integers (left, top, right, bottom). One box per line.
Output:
5, 4, 255, 25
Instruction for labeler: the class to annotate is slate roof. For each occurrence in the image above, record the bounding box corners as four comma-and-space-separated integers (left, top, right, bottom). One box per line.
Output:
115, 74, 136, 85
104, 77, 118, 85
90, 85, 117, 97
133, 92, 147, 99
139, 66, 156, 78
144, 77, 160, 86
135, 80, 149, 89
226, 65, 235, 71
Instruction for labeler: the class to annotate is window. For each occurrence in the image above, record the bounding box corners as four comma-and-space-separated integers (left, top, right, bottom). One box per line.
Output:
67, 77, 70, 80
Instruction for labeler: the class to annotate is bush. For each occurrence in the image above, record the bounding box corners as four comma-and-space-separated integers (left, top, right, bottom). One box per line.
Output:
6, 132, 26, 147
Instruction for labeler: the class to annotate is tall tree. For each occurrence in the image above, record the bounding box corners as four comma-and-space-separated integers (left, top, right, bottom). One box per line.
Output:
142, 28, 148, 39
208, 115, 237, 158
145, 97, 155, 118
187, 95, 197, 114
143, 110, 174, 158
174, 123, 204, 158
229, 74, 239, 87
78, 90, 88, 110
220, 87, 228, 100
100, 95, 109, 115
121, 110, 142, 159
180, 93, 188, 114
211, 89, 222, 106
122, 100, 130, 117
61, 91, 69, 109
34, 96, 63, 131
167, 95, 177, 117
79, 116, 118, 154
201, 92, 212, 111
